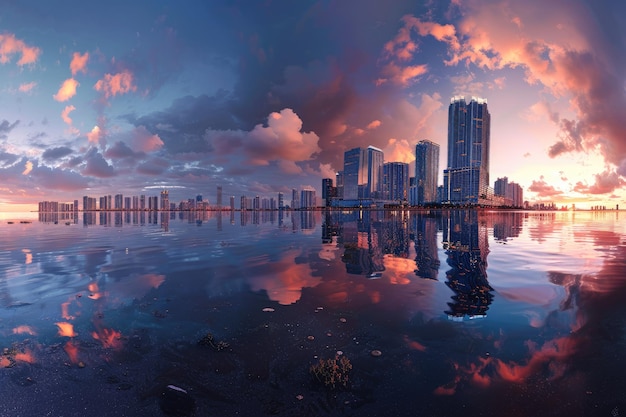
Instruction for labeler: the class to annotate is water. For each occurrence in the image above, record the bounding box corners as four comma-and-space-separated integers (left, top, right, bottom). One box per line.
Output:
0, 209, 625, 416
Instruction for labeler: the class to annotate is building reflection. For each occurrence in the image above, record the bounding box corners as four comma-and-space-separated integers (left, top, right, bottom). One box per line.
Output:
412, 212, 441, 280
442, 210, 493, 320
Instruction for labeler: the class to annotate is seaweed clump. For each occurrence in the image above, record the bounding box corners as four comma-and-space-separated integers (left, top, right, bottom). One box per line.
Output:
197, 333, 230, 351
310, 354, 352, 389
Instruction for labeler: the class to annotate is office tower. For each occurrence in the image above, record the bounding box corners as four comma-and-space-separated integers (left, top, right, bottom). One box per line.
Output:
322, 178, 336, 207
443, 97, 491, 205
342, 146, 384, 200
494, 177, 524, 207
415, 140, 440, 205
216, 186, 222, 208
140, 195, 146, 210
160, 190, 169, 210
114, 194, 122, 210
335, 171, 344, 199
291, 188, 300, 209
124, 197, 131, 210
278, 192, 284, 209
300, 189, 316, 209
240, 195, 247, 210
383, 162, 409, 202
253, 196, 260, 210
230, 196, 235, 210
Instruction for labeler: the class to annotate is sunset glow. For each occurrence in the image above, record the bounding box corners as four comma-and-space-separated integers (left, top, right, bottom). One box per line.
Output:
0, 1, 623, 211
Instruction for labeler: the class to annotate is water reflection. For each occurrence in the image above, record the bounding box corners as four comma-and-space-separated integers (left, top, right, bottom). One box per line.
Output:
1, 209, 624, 416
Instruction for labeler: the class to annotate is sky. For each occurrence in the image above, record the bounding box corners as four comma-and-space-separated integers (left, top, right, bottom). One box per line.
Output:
0, 0, 625, 211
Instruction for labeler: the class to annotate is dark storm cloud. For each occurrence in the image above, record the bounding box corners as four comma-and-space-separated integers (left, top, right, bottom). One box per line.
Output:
31, 164, 90, 191
42, 146, 73, 161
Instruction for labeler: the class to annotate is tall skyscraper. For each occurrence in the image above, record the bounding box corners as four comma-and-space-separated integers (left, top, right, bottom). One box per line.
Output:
300, 189, 316, 209
291, 188, 300, 209
342, 146, 384, 200
383, 162, 409, 202
443, 97, 491, 205
414, 140, 440, 205
160, 190, 169, 210
216, 186, 222, 208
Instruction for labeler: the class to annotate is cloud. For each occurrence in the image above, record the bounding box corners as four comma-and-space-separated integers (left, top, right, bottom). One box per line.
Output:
104, 141, 138, 160
0, 33, 41, 65
528, 179, 562, 197
61, 105, 76, 125
53, 78, 79, 102
94, 70, 136, 98
31, 164, 90, 191
129, 126, 164, 153
87, 126, 104, 145
0, 119, 19, 139
573, 170, 625, 195
70, 51, 89, 75
22, 160, 33, 175
206, 108, 320, 172
42, 146, 73, 162
137, 157, 170, 175
366, 120, 381, 130
82, 149, 115, 178
18, 82, 37, 93
383, 138, 414, 164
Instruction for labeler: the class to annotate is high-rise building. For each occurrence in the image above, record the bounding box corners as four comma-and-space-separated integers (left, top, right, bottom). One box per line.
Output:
230, 196, 235, 210
216, 186, 222, 208
160, 190, 169, 210
291, 189, 300, 209
322, 178, 336, 207
240, 195, 247, 210
443, 97, 490, 205
414, 140, 440, 205
300, 189, 316, 209
278, 192, 284, 209
383, 162, 409, 202
342, 146, 384, 200
494, 177, 523, 207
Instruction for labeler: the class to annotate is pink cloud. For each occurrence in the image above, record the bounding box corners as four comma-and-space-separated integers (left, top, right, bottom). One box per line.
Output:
70, 51, 89, 75
129, 126, 164, 152
18, 81, 37, 93
206, 108, 320, 173
0, 33, 41, 65
53, 78, 79, 102
573, 170, 625, 195
61, 105, 76, 125
366, 120, 381, 130
94, 70, 136, 98
377, 62, 428, 86
87, 126, 103, 145
528, 179, 562, 197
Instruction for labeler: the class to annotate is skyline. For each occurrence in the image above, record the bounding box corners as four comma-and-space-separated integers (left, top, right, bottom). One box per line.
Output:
1, 0, 625, 211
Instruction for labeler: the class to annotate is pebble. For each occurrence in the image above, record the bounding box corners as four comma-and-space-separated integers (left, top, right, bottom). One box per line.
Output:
262, 308, 275, 312
371, 349, 382, 357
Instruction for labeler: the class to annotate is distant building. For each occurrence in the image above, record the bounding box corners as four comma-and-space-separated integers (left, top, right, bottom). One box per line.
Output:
383, 162, 409, 202
414, 140, 440, 205
240, 195, 247, 210
160, 190, 169, 210
291, 188, 300, 209
278, 192, 284, 209
300, 189, 316, 209
216, 186, 222, 208
342, 146, 384, 200
229, 196, 235, 210
322, 178, 336, 207
443, 97, 491, 205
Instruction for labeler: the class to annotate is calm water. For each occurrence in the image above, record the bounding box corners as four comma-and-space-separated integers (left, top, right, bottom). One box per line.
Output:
0, 209, 625, 416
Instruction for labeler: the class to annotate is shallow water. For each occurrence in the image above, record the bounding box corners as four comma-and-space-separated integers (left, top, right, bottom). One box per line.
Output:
0, 209, 625, 416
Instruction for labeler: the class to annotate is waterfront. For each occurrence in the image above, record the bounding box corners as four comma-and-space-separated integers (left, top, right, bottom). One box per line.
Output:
0, 209, 625, 416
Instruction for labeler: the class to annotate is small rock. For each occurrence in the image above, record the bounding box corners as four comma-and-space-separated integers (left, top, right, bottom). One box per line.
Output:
77, 361, 85, 368
262, 308, 275, 312
296, 394, 304, 400
339, 317, 347, 323
371, 349, 382, 357
306, 335, 315, 341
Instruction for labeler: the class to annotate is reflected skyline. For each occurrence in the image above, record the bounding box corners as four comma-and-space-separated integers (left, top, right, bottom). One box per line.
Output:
4, 209, 625, 415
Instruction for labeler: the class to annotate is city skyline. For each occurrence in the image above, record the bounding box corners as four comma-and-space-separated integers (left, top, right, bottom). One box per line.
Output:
1, 1, 625, 211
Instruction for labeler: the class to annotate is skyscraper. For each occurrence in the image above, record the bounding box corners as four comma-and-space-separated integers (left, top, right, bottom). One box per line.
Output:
443, 97, 491, 205
216, 186, 222, 208
414, 140, 440, 205
383, 162, 409, 202
342, 146, 384, 200
160, 190, 169, 210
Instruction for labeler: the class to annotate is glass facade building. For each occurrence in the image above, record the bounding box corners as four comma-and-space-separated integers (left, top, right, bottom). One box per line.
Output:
414, 140, 440, 205
443, 97, 491, 205
342, 146, 384, 200
383, 162, 409, 202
